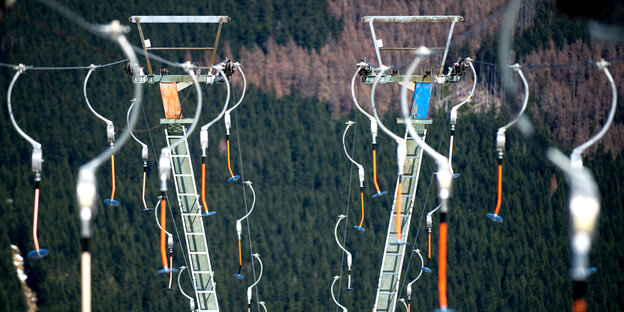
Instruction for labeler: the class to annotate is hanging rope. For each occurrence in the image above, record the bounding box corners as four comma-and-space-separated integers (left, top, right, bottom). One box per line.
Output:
486, 64, 529, 223
370, 66, 408, 245
246, 253, 263, 311
225, 63, 247, 183
232, 80, 263, 312
234, 181, 256, 279
350, 64, 386, 198
142, 91, 192, 284
199, 64, 232, 217
342, 121, 367, 232
448, 58, 477, 177
400, 49, 455, 311
335, 102, 359, 307
331, 276, 348, 312
83, 64, 119, 207
6, 64, 49, 259
127, 100, 151, 212
334, 215, 353, 290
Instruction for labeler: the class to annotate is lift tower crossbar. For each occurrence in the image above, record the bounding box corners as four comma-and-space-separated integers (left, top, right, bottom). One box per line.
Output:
130, 15, 230, 75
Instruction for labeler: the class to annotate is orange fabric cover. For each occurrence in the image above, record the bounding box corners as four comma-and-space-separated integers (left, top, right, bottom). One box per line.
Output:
159, 83, 182, 118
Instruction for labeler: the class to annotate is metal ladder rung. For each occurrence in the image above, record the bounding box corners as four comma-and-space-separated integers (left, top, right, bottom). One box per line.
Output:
173, 173, 194, 177
385, 252, 402, 256
166, 126, 219, 310
381, 272, 401, 276
401, 175, 419, 179
389, 213, 411, 217
182, 212, 203, 217
378, 290, 397, 295
196, 289, 216, 293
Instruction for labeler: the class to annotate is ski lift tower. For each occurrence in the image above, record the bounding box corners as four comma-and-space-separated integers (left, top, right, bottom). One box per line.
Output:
129, 15, 231, 312
359, 15, 463, 312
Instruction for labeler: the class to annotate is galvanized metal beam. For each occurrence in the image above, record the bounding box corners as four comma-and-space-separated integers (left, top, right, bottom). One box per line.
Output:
147, 47, 215, 51
362, 74, 436, 84
135, 18, 153, 75
361, 16, 463, 24
129, 16, 230, 24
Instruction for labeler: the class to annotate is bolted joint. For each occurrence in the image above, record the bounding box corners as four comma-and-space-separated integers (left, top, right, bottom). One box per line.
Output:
182, 61, 193, 72
496, 129, 506, 152
167, 234, 174, 250
31, 145, 43, 173
450, 109, 458, 125
369, 118, 378, 140
200, 129, 208, 155
358, 167, 365, 186
158, 149, 171, 191
224, 112, 231, 132
77, 168, 98, 238
397, 141, 407, 175
16, 63, 27, 74
106, 123, 115, 143
236, 221, 242, 236
595, 59, 610, 70
141, 146, 149, 162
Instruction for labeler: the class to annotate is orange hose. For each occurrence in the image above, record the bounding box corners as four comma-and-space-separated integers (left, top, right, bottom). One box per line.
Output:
227, 137, 235, 178
438, 221, 448, 309
33, 186, 40, 251
358, 190, 365, 228
494, 163, 502, 215
110, 154, 116, 202
238, 239, 243, 266
372, 145, 382, 194
428, 229, 431, 259
201, 160, 209, 214
160, 197, 168, 268
572, 299, 587, 312
396, 182, 403, 241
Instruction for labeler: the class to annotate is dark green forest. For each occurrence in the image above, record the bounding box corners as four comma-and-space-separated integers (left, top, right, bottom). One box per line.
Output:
1, 1, 623, 311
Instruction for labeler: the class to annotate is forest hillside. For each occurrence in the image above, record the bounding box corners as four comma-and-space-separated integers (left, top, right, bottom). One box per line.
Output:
0, 0, 623, 311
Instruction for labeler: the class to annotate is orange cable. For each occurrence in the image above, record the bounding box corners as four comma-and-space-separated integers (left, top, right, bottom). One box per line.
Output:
359, 190, 365, 228
201, 160, 209, 214
439, 221, 448, 309
227, 137, 235, 178
33, 186, 40, 251
372, 145, 382, 193
109, 154, 116, 202
396, 182, 403, 241
428, 230, 432, 259
572, 298, 587, 312
160, 197, 168, 268
494, 163, 502, 215
238, 239, 243, 266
